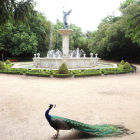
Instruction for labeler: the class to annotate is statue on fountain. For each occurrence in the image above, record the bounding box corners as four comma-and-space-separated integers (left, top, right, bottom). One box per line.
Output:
63, 9, 72, 29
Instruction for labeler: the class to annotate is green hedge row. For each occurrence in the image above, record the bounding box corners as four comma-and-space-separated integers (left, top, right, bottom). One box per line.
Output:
26, 72, 50, 77
5, 64, 14, 68
26, 69, 50, 77
84, 69, 101, 73
70, 70, 81, 74
0, 63, 135, 77
75, 72, 102, 77
100, 65, 134, 75
0, 71, 19, 74
53, 71, 73, 78
0, 67, 27, 75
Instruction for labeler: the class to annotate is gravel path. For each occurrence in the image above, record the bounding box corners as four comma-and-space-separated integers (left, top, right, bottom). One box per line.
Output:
0, 63, 140, 140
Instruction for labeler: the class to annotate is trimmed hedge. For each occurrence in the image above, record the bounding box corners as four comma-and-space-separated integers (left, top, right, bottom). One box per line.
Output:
58, 63, 68, 74
0, 68, 28, 74
6, 60, 11, 64
26, 69, 50, 77
26, 73, 50, 77
71, 70, 81, 74
104, 71, 109, 75
100, 65, 134, 75
75, 72, 102, 77
0, 61, 135, 77
5, 64, 14, 68
123, 62, 131, 69
53, 71, 73, 78
84, 69, 101, 73
120, 60, 125, 65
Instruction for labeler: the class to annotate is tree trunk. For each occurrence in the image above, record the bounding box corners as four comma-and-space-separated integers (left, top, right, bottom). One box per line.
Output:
1, 50, 4, 61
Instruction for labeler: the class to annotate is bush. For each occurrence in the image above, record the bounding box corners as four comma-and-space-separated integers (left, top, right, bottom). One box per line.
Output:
71, 70, 81, 74
123, 62, 131, 69
46, 70, 51, 74
5, 64, 13, 68
120, 60, 125, 65
58, 63, 68, 74
19, 72, 24, 75
6, 60, 11, 64
38, 73, 50, 77
49, 70, 57, 74
25, 69, 50, 77
0, 61, 4, 69
104, 71, 108, 75
75, 72, 102, 77
53, 71, 73, 78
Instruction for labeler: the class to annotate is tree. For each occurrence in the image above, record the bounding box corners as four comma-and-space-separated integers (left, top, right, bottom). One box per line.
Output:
28, 14, 51, 56
0, 0, 37, 60
88, 12, 140, 61
0, 43, 7, 61
0, 23, 38, 56
126, 1, 140, 43
0, 0, 37, 31
119, 0, 135, 10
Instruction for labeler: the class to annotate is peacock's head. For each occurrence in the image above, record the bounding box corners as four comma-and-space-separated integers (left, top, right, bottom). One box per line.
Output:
49, 104, 56, 109
49, 104, 53, 109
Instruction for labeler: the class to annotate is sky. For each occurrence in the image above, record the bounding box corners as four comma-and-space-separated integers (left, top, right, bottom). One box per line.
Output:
35, 0, 125, 32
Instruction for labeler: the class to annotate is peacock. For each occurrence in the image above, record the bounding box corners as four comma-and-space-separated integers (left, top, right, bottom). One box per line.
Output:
45, 104, 129, 139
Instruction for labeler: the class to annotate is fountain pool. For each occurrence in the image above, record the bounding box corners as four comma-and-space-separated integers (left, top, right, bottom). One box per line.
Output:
12, 62, 118, 70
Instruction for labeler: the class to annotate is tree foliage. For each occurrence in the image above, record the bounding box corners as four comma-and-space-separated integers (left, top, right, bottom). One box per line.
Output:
88, 0, 140, 62
0, 0, 37, 31
1, 0, 140, 63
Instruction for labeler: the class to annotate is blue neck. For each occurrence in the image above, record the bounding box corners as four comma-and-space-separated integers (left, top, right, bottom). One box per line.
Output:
45, 108, 51, 122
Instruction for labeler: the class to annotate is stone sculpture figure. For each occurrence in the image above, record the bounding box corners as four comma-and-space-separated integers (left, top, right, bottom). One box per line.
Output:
63, 9, 72, 29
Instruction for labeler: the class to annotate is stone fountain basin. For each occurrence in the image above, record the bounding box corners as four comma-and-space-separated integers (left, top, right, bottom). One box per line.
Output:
33, 57, 98, 69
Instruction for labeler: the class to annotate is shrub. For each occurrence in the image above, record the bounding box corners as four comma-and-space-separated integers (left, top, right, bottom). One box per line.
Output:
75, 71, 102, 77
71, 70, 81, 74
5, 64, 13, 68
0, 61, 4, 69
19, 72, 24, 75
38, 73, 50, 77
6, 60, 11, 64
120, 60, 125, 65
58, 63, 68, 74
50, 70, 57, 74
123, 62, 131, 69
53, 71, 73, 78
84, 69, 100, 73
104, 71, 108, 75
46, 70, 51, 74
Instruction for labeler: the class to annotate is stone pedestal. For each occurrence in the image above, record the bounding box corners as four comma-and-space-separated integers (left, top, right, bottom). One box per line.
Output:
57, 29, 73, 57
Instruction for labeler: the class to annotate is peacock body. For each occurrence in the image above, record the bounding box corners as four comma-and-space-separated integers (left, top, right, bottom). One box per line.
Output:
45, 104, 126, 139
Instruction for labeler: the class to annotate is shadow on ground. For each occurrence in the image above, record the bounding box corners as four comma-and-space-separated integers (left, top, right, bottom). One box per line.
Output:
52, 128, 134, 140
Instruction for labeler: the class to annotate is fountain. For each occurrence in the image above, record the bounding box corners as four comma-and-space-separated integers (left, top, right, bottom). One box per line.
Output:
32, 9, 99, 69
33, 47, 98, 69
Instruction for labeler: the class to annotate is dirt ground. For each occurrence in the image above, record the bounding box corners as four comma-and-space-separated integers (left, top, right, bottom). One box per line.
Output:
0, 63, 140, 140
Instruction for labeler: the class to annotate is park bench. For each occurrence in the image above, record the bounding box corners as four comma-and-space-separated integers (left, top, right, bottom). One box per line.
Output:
9, 59, 18, 62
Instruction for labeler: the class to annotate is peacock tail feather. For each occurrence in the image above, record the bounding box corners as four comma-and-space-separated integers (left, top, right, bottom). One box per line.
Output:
51, 115, 125, 137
